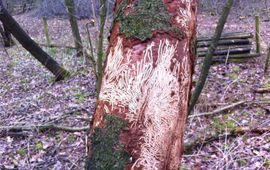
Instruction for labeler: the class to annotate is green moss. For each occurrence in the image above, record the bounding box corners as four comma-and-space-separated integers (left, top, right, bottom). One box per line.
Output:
116, 0, 184, 41
88, 115, 130, 170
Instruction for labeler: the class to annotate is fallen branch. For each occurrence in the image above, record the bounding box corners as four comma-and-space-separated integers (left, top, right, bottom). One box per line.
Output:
253, 88, 270, 94
189, 100, 246, 118
184, 126, 270, 154
39, 43, 77, 49
189, 99, 270, 118
0, 124, 89, 132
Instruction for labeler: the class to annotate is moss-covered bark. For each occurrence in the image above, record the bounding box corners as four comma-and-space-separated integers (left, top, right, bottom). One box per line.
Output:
86, 115, 130, 170
116, 0, 184, 41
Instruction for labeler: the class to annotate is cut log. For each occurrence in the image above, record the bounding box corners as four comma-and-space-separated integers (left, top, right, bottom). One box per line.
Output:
197, 45, 252, 53
212, 53, 260, 62
197, 47, 252, 57
197, 32, 253, 42
197, 39, 251, 48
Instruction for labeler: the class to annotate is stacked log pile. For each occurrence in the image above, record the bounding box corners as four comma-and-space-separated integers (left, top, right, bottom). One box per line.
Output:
196, 32, 260, 63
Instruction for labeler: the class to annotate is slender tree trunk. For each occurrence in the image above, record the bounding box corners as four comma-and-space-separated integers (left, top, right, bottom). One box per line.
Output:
64, 0, 83, 56
96, 0, 107, 96
0, 1, 69, 81
87, 0, 197, 169
189, 0, 234, 114
0, 24, 14, 47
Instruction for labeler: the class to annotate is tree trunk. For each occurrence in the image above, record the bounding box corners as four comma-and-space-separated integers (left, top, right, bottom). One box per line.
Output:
87, 0, 197, 169
0, 1, 70, 81
0, 24, 14, 47
189, 0, 234, 114
64, 0, 83, 57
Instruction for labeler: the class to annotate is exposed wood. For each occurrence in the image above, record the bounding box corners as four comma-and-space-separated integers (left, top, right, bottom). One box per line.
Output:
0, 1, 70, 81
255, 16, 261, 54
197, 47, 252, 57
0, 124, 89, 132
197, 38, 251, 48
184, 126, 270, 154
197, 32, 253, 42
189, 0, 234, 114
88, 0, 197, 169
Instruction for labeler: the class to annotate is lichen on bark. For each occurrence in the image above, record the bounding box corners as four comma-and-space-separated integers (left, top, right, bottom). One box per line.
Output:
116, 0, 184, 41
88, 115, 130, 170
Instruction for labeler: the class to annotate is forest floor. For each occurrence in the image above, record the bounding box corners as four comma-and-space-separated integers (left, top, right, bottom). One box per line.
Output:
0, 7, 270, 170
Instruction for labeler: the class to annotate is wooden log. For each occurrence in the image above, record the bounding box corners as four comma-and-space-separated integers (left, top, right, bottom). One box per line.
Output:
197, 39, 251, 48
197, 47, 252, 57
197, 45, 252, 53
197, 32, 253, 42
212, 53, 260, 62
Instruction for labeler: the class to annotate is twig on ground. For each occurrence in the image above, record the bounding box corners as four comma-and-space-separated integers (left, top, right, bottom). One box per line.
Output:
0, 124, 89, 132
184, 126, 270, 154
189, 100, 246, 118
253, 88, 270, 94
189, 99, 270, 118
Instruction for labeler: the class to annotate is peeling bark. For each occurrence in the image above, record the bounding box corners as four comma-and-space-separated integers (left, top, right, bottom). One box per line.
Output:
88, 0, 197, 169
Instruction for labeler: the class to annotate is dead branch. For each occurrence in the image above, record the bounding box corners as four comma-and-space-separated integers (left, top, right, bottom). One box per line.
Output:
189, 100, 246, 118
0, 124, 89, 132
189, 99, 270, 118
253, 88, 270, 94
39, 43, 76, 49
184, 126, 270, 154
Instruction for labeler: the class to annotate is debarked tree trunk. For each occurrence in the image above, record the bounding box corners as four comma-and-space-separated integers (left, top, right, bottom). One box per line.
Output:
87, 0, 197, 169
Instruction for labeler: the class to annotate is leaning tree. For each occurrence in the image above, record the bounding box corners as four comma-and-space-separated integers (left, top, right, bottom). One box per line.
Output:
0, 0, 69, 81
87, 0, 197, 169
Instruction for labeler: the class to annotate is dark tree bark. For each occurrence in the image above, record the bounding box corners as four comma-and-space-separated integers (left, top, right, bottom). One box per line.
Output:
64, 0, 83, 57
0, 23, 14, 47
0, 0, 70, 81
87, 0, 197, 169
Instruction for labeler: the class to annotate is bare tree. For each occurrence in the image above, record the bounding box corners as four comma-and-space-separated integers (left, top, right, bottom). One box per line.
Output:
87, 0, 197, 169
64, 0, 83, 56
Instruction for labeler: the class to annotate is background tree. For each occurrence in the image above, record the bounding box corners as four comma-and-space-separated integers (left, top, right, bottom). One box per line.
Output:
64, 0, 83, 57
0, 24, 14, 47
0, 0, 70, 80
87, 0, 197, 169
189, 0, 234, 113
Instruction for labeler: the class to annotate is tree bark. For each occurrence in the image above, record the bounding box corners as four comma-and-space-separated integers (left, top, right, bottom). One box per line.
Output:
0, 24, 14, 47
0, 1, 70, 81
87, 0, 197, 169
64, 0, 83, 57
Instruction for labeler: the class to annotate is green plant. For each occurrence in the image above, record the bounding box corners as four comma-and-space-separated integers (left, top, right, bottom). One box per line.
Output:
35, 142, 44, 151
17, 148, 26, 157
